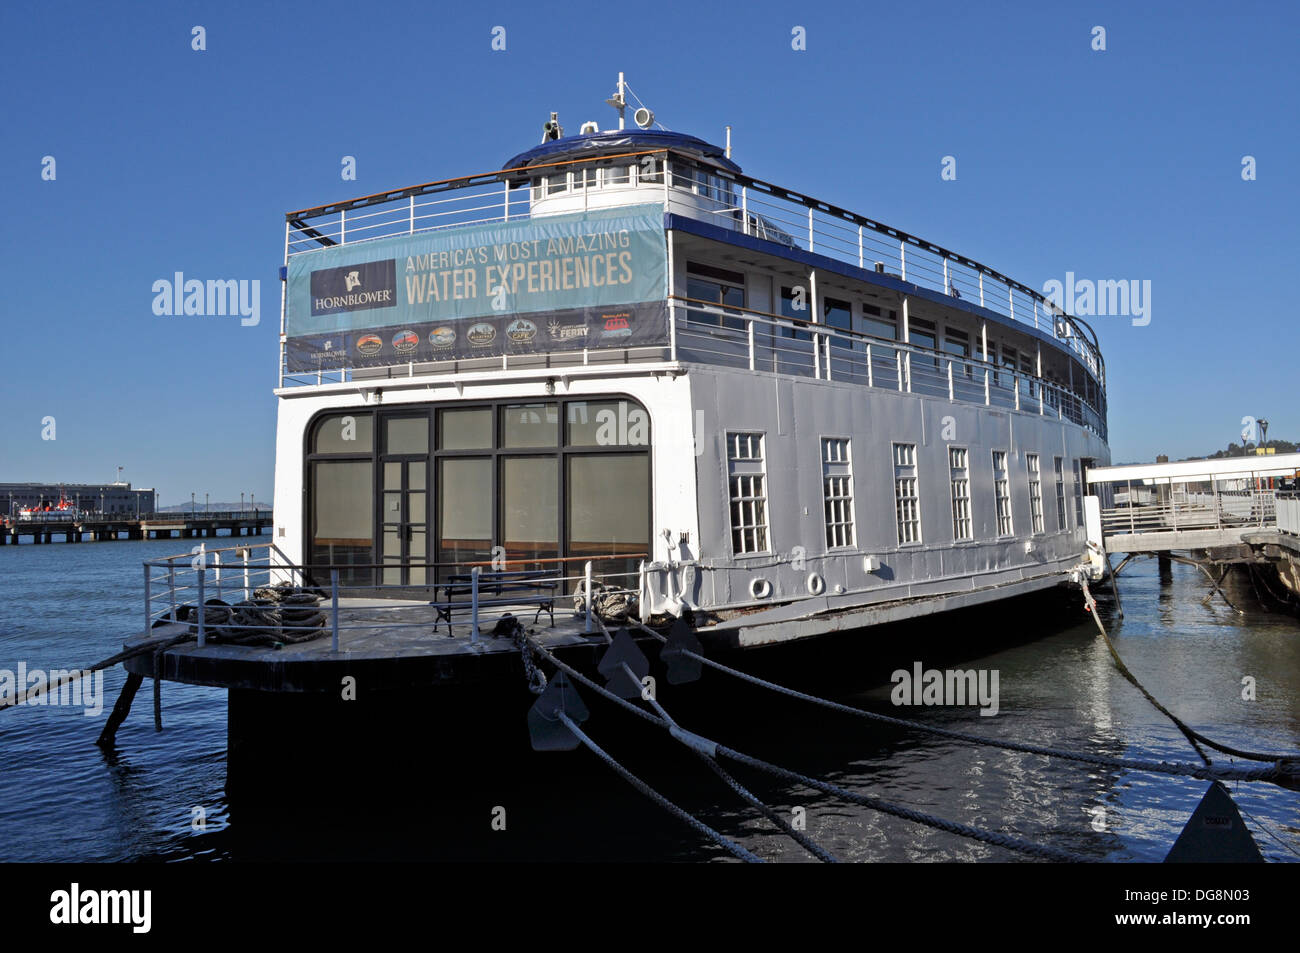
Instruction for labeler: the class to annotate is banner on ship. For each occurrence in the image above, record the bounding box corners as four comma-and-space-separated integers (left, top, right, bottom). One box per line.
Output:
284, 203, 667, 370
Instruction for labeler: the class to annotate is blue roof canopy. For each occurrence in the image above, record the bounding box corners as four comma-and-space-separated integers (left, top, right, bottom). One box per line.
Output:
502, 129, 740, 180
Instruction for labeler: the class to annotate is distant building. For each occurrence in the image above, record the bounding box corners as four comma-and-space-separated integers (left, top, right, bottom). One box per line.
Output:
0, 482, 157, 517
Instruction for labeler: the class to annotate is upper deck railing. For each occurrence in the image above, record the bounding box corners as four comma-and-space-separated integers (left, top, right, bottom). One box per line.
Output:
282, 147, 1105, 395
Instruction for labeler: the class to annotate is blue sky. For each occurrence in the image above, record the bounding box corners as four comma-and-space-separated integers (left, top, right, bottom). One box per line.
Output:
1, 0, 1295, 503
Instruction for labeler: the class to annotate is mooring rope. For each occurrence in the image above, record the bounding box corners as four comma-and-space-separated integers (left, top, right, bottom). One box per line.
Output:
619, 619, 1293, 786
1080, 578, 1300, 766
553, 711, 764, 864
616, 657, 839, 863
527, 634, 1088, 862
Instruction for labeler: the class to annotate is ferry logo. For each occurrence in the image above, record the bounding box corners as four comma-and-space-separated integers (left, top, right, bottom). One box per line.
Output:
506, 318, 537, 343
429, 326, 456, 348
547, 319, 588, 340
601, 313, 632, 339
356, 334, 383, 356
391, 329, 419, 352
310, 259, 397, 317
467, 322, 497, 347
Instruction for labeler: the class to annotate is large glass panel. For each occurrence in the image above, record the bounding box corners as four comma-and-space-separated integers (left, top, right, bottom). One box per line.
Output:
311, 460, 373, 586
501, 403, 558, 448
386, 416, 428, 454
780, 286, 812, 341
438, 408, 492, 450
501, 457, 558, 563
314, 414, 373, 454
568, 455, 649, 580
437, 458, 492, 570
566, 400, 650, 447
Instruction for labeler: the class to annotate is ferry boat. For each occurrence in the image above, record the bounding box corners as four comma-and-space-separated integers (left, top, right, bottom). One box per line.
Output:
127, 75, 1113, 757
264, 74, 1110, 651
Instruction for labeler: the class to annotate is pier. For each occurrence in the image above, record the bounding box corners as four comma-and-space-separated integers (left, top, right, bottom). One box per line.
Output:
1087, 454, 1300, 608
0, 510, 273, 545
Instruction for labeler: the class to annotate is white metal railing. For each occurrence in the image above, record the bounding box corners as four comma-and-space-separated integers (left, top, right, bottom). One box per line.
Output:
280, 149, 1106, 406
1099, 488, 1279, 537
1276, 491, 1300, 535
142, 542, 644, 649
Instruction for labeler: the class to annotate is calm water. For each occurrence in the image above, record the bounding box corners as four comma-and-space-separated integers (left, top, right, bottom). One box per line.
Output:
0, 535, 1297, 862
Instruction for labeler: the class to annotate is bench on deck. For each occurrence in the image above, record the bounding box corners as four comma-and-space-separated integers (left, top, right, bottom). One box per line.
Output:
429, 568, 562, 635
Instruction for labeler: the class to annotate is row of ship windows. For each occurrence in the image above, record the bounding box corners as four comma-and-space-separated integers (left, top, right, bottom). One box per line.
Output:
529, 159, 733, 202
726, 432, 1087, 555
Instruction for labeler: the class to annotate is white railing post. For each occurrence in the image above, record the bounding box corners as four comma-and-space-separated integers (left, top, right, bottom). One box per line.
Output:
978, 271, 984, 307
947, 360, 954, 401
1033, 297, 1039, 331
984, 368, 991, 405
741, 186, 749, 235
896, 350, 904, 392
504, 181, 510, 222
470, 566, 481, 643
638, 561, 647, 622
865, 343, 873, 387
331, 569, 340, 653
143, 564, 152, 634
904, 352, 912, 392
943, 256, 949, 293
584, 561, 594, 634
214, 551, 222, 602
1009, 286, 1015, 321
340, 209, 346, 245
900, 241, 907, 281
168, 559, 176, 621
807, 207, 814, 251
409, 195, 415, 233
1014, 376, 1020, 410
747, 319, 755, 370
197, 569, 206, 647
858, 226, 864, 268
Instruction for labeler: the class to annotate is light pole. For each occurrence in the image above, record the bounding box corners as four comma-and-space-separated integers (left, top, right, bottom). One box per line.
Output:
241, 492, 245, 518
205, 492, 209, 515
191, 492, 196, 518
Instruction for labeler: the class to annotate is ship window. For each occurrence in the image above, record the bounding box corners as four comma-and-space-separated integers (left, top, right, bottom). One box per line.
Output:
1054, 457, 1067, 530
942, 327, 971, 377
438, 407, 492, 450
637, 155, 661, 184
313, 413, 373, 454
910, 318, 938, 369
821, 438, 854, 549
566, 400, 649, 447
545, 174, 566, 196
568, 454, 650, 564
992, 450, 1012, 536
949, 446, 972, 541
823, 297, 852, 350
1027, 454, 1044, 534
502, 402, 559, 448
310, 460, 373, 586
999, 345, 1018, 388
727, 432, 769, 555
604, 165, 630, 186
386, 416, 428, 455
893, 443, 921, 545
1073, 459, 1085, 527
573, 168, 596, 190
501, 456, 559, 564
779, 285, 812, 341
861, 304, 897, 340
686, 262, 746, 332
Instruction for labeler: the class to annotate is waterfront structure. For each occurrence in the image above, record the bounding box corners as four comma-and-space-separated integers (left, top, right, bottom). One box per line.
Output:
1, 482, 155, 518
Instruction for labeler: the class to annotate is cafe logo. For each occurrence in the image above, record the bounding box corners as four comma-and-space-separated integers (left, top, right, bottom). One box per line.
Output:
429, 326, 456, 348
506, 318, 537, 343
391, 329, 419, 352
467, 322, 497, 347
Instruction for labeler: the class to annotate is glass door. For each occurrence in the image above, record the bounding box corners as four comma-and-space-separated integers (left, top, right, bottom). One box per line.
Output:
380, 415, 430, 588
